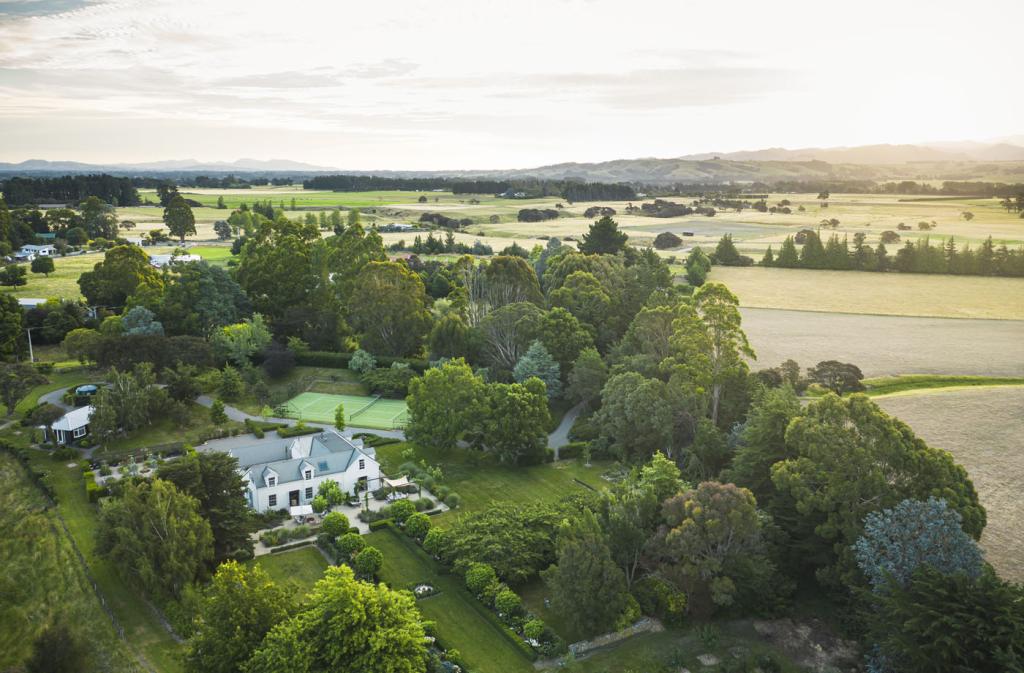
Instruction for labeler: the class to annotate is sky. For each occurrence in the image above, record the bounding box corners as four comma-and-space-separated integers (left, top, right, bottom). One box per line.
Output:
0, 0, 1021, 169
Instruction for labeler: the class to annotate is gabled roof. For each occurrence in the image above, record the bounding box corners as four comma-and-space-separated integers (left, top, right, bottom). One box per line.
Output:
52, 406, 93, 431
225, 430, 376, 488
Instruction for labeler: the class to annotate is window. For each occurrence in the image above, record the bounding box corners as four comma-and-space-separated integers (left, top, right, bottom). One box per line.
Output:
358, 459, 365, 470
304, 469, 312, 480
73, 426, 87, 438
268, 494, 277, 507
305, 487, 313, 500
267, 476, 276, 487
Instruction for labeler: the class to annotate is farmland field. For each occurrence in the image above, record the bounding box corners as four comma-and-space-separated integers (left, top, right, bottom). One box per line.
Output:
740, 307, 1024, 378
711, 266, 1024, 320
876, 387, 1024, 582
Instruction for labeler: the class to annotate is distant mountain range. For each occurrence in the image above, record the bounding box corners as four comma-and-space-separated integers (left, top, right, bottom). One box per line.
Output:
1, 140, 1023, 185
0, 158, 336, 172
676, 141, 1024, 164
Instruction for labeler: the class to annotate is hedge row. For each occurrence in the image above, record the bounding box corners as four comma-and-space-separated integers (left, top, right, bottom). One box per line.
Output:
296, 350, 429, 373
269, 539, 315, 554
0, 441, 56, 502
278, 424, 322, 438
382, 525, 540, 662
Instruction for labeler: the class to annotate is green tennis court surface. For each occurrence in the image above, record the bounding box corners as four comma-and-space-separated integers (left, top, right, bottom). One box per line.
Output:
279, 392, 409, 430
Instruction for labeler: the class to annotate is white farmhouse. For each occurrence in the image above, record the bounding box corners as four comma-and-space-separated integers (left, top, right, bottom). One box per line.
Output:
148, 253, 201, 268
15, 244, 56, 261
214, 430, 382, 513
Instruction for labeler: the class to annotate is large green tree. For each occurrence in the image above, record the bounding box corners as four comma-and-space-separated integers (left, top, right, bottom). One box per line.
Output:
535, 307, 593, 374
579, 216, 628, 255
348, 261, 431, 357
668, 283, 753, 426
0, 294, 26, 362
483, 255, 543, 308
153, 261, 252, 336
567, 347, 607, 408
473, 378, 550, 464
771, 394, 986, 587
163, 194, 197, 242
185, 561, 292, 673
158, 452, 253, 563
406, 359, 484, 450
78, 245, 163, 307
542, 509, 630, 637
649, 481, 767, 615
244, 565, 426, 673
79, 195, 119, 239
478, 301, 543, 371
722, 385, 801, 500
869, 567, 1024, 672
96, 478, 213, 599
513, 340, 561, 399
594, 372, 673, 462
212, 314, 272, 367
548, 270, 611, 330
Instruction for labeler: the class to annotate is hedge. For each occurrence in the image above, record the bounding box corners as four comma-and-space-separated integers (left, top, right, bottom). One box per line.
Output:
269, 539, 315, 554
368, 518, 395, 532
277, 425, 322, 438
296, 350, 428, 373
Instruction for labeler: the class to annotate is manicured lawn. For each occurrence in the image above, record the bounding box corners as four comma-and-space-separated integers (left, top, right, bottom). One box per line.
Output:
562, 626, 806, 673
95, 402, 245, 461
24, 449, 185, 672
251, 547, 329, 599
366, 527, 535, 673
231, 366, 367, 417
374, 441, 612, 521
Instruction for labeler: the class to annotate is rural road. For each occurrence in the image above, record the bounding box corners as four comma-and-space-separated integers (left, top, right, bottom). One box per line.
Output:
39, 386, 76, 412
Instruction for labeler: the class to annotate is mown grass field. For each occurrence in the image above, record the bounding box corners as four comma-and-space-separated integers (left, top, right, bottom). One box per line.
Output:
0, 453, 135, 672
366, 526, 536, 673
23, 450, 185, 672
877, 386, 1024, 582
251, 547, 329, 599
373, 441, 610, 521
710, 266, 1024, 320
740, 307, 1024, 378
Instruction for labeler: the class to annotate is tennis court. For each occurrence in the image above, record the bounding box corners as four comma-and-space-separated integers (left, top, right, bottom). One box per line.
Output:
279, 392, 409, 430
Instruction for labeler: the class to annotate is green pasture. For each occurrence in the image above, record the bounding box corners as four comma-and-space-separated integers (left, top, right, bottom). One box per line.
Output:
281, 391, 408, 430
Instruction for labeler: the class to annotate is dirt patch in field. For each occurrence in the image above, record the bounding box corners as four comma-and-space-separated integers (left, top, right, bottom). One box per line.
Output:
741, 308, 1024, 378
877, 387, 1024, 581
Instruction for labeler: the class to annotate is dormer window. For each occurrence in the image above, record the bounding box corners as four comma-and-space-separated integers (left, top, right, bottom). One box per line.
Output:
267, 476, 277, 487
304, 469, 312, 480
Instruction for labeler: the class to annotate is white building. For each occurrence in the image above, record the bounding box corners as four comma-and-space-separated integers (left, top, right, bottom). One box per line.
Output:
49, 406, 94, 444
212, 430, 382, 513
15, 244, 56, 261
148, 253, 201, 268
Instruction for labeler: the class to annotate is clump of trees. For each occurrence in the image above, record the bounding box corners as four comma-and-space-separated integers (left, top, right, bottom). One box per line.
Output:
763, 229, 1024, 277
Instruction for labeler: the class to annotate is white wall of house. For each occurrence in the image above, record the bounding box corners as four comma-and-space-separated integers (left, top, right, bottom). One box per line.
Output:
245, 456, 381, 512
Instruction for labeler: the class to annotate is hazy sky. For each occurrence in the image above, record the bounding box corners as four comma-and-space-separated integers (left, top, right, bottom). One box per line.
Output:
0, 0, 1020, 169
